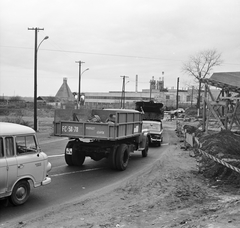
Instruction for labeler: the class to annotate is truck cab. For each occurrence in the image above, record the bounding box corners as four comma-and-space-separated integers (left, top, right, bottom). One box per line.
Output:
0, 122, 51, 206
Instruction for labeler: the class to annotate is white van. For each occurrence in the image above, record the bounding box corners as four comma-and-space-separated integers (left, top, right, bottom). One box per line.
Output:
0, 122, 51, 206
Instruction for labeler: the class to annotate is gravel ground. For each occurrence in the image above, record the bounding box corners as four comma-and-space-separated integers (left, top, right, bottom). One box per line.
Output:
3, 120, 240, 228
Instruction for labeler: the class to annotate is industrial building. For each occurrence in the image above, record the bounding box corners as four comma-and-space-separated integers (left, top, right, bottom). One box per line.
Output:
55, 76, 202, 110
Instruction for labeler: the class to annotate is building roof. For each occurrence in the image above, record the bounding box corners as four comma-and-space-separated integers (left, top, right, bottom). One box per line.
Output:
202, 72, 240, 93
55, 78, 75, 101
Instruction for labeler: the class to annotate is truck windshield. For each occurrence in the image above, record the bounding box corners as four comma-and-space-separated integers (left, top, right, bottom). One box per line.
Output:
142, 123, 161, 131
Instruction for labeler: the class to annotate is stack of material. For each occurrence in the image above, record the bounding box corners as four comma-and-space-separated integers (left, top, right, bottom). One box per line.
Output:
198, 130, 240, 186
199, 130, 240, 159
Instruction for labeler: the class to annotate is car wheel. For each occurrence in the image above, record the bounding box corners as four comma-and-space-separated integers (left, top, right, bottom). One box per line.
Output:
10, 180, 30, 206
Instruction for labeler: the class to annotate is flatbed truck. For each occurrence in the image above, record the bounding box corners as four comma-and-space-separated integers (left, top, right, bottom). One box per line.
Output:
53, 108, 149, 171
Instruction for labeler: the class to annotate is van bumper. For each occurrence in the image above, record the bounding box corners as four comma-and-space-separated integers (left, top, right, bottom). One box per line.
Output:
42, 177, 51, 186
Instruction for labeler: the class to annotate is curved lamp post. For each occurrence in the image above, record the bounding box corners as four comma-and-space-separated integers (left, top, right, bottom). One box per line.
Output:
28, 27, 49, 131
34, 36, 49, 131
78, 67, 89, 104
37, 36, 49, 51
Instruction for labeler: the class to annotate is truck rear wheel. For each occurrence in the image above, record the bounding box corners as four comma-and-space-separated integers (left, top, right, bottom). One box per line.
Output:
108, 146, 117, 169
116, 144, 130, 171
65, 141, 74, 166
72, 141, 85, 166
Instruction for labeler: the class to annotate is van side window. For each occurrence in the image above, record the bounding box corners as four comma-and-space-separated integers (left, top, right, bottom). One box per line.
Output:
0, 138, 3, 158
5, 137, 14, 157
16, 135, 37, 155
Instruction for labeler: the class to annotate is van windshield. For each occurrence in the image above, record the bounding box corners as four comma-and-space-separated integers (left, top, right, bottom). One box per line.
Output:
16, 135, 37, 154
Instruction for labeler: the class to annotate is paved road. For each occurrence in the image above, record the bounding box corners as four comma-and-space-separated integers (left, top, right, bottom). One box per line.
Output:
0, 121, 177, 225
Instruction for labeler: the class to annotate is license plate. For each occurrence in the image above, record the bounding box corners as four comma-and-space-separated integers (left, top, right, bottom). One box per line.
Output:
66, 148, 72, 155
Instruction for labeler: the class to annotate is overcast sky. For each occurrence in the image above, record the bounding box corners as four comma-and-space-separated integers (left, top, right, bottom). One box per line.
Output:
0, 0, 239, 97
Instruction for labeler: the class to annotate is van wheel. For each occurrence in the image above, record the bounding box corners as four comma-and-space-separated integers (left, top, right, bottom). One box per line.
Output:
116, 144, 129, 171
72, 141, 85, 166
142, 137, 149, 157
10, 180, 30, 206
65, 141, 74, 166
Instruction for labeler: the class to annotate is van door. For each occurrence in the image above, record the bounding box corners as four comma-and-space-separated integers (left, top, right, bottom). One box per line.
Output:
16, 135, 44, 183
0, 137, 8, 194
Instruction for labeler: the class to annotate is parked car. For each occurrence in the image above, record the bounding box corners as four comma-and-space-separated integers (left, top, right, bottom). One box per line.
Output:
0, 122, 51, 206
142, 120, 163, 147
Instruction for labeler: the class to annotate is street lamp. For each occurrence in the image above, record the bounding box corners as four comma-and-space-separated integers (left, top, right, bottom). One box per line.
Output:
28, 27, 49, 131
76, 62, 89, 105
37, 36, 49, 51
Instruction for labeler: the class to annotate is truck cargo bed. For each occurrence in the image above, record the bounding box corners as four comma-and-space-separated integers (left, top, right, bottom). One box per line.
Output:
54, 109, 142, 140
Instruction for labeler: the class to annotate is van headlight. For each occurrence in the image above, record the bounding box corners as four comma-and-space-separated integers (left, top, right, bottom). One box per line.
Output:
47, 162, 52, 172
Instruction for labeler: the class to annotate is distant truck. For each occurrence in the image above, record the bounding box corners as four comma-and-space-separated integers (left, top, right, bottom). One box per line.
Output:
135, 101, 164, 147
135, 101, 164, 121
53, 108, 149, 171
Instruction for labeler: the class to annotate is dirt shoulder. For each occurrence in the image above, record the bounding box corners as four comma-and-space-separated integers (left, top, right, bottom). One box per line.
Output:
7, 122, 240, 228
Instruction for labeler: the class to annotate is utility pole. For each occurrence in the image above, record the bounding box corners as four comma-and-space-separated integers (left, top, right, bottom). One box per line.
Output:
120, 76, 129, 109
149, 76, 155, 101
75, 61, 85, 105
28, 27, 44, 131
176, 77, 179, 109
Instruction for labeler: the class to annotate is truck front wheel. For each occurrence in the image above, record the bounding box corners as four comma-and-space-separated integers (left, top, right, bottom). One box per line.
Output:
72, 141, 85, 166
116, 144, 130, 171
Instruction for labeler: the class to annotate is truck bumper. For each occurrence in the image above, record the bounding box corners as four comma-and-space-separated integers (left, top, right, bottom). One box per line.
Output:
151, 139, 161, 143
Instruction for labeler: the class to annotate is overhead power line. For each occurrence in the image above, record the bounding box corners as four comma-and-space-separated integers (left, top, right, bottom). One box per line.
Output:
1, 45, 240, 65
0, 45, 180, 61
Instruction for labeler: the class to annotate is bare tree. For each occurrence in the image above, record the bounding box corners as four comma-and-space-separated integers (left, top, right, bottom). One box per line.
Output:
182, 49, 223, 109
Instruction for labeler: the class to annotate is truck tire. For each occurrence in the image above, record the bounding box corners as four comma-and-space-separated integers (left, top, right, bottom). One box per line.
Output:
72, 141, 85, 166
107, 146, 117, 169
10, 180, 30, 206
116, 144, 130, 171
142, 136, 149, 157
65, 141, 74, 166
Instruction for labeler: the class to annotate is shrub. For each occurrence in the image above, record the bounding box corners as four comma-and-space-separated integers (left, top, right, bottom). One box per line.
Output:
1, 116, 30, 127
